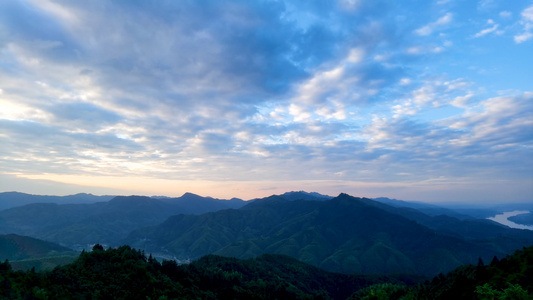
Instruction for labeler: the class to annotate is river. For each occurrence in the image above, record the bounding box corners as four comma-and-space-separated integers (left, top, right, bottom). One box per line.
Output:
487, 210, 533, 230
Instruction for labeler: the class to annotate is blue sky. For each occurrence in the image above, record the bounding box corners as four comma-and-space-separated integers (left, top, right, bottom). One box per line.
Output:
0, 0, 532, 202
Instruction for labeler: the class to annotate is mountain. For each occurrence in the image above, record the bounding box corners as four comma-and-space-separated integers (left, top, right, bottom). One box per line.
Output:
347, 197, 533, 254
0, 193, 247, 250
509, 212, 533, 226
2, 243, 531, 299
0, 234, 74, 262
157, 192, 246, 214
0, 192, 115, 210
406, 246, 533, 299
126, 193, 533, 276
2, 191, 531, 276
437, 201, 533, 219
348, 246, 533, 299
372, 197, 472, 219
0, 244, 422, 300
274, 191, 333, 201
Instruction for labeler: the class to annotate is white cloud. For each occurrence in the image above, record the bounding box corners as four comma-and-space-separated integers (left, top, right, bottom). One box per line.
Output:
0, 0, 531, 202
431, 46, 445, 53
338, 0, 361, 12
499, 11, 511, 18
474, 24, 499, 38
399, 78, 412, 86
294, 66, 345, 104
405, 44, 449, 55
514, 31, 533, 43
446, 93, 533, 146
347, 47, 365, 63
514, 5, 533, 43
522, 5, 533, 21
406, 46, 423, 55
415, 26, 433, 36
27, 0, 79, 26
450, 94, 473, 108
0, 99, 47, 121
289, 103, 312, 122
373, 54, 389, 62
285, 46, 370, 123
415, 13, 453, 36
436, 13, 453, 25
389, 78, 472, 118
315, 100, 347, 120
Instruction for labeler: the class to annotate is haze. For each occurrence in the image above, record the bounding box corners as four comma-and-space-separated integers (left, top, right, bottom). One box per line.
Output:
0, 0, 532, 203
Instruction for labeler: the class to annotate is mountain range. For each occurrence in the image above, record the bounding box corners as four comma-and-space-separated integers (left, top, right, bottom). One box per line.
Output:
124, 193, 533, 275
0, 193, 246, 249
0, 192, 115, 210
1, 191, 532, 276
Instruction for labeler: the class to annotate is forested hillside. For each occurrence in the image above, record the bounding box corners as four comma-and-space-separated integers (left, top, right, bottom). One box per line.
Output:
0, 193, 246, 250
126, 193, 533, 276
0, 244, 420, 299
1, 245, 531, 299
510, 212, 533, 226
1, 192, 532, 277
0, 234, 77, 271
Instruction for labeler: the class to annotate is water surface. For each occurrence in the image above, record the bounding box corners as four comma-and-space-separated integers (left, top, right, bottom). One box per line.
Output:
488, 210, 533, 230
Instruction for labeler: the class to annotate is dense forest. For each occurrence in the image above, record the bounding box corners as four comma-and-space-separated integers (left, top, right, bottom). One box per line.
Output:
1, 244, 531, 299
125, 193, 533, 275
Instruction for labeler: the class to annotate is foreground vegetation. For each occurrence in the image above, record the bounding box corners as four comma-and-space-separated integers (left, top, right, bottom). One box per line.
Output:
1, 244, 531, 299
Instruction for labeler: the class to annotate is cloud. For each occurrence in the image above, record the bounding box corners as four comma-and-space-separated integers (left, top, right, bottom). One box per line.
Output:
0, 0, 531, 202
474, 22, 499, 38
47, 102, 122, 130
390, 78, 472, 118
366, 92, 533, 181
414, 13, 453, 36
0, 119, 144, 177
446, 92, 533, 144
514, 5, 533, 43
515, 32, 533, 43
499, 11, 512, 18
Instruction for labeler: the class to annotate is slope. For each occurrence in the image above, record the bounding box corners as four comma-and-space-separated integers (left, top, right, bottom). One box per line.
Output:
126, 193, 533, 276
0, 234, 77, 271
0, 234, 73, 261
0, 245, 422, 299
0, 193, 246, 250
0, 192, 114, 210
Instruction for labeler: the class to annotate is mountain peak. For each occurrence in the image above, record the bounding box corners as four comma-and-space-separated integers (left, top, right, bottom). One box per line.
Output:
181, 192, 209, 200
278, 191, 333, 201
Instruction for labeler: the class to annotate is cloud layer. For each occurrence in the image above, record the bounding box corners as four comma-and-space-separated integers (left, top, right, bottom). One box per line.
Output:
0, 0, 532, 202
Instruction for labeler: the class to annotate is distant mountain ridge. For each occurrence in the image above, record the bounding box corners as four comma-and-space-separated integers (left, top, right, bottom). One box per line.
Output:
125, 193, 533, 275
0, 192, 115, 210
509, 212, 533, 226
372, 197, 472, 219
2, 190, 533, 277
0, 193, 247, 250
0, 190, 334, 251
271, 191, 333, 201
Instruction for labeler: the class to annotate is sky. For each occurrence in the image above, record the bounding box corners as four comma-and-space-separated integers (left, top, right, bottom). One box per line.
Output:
0, 0, 532, 203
